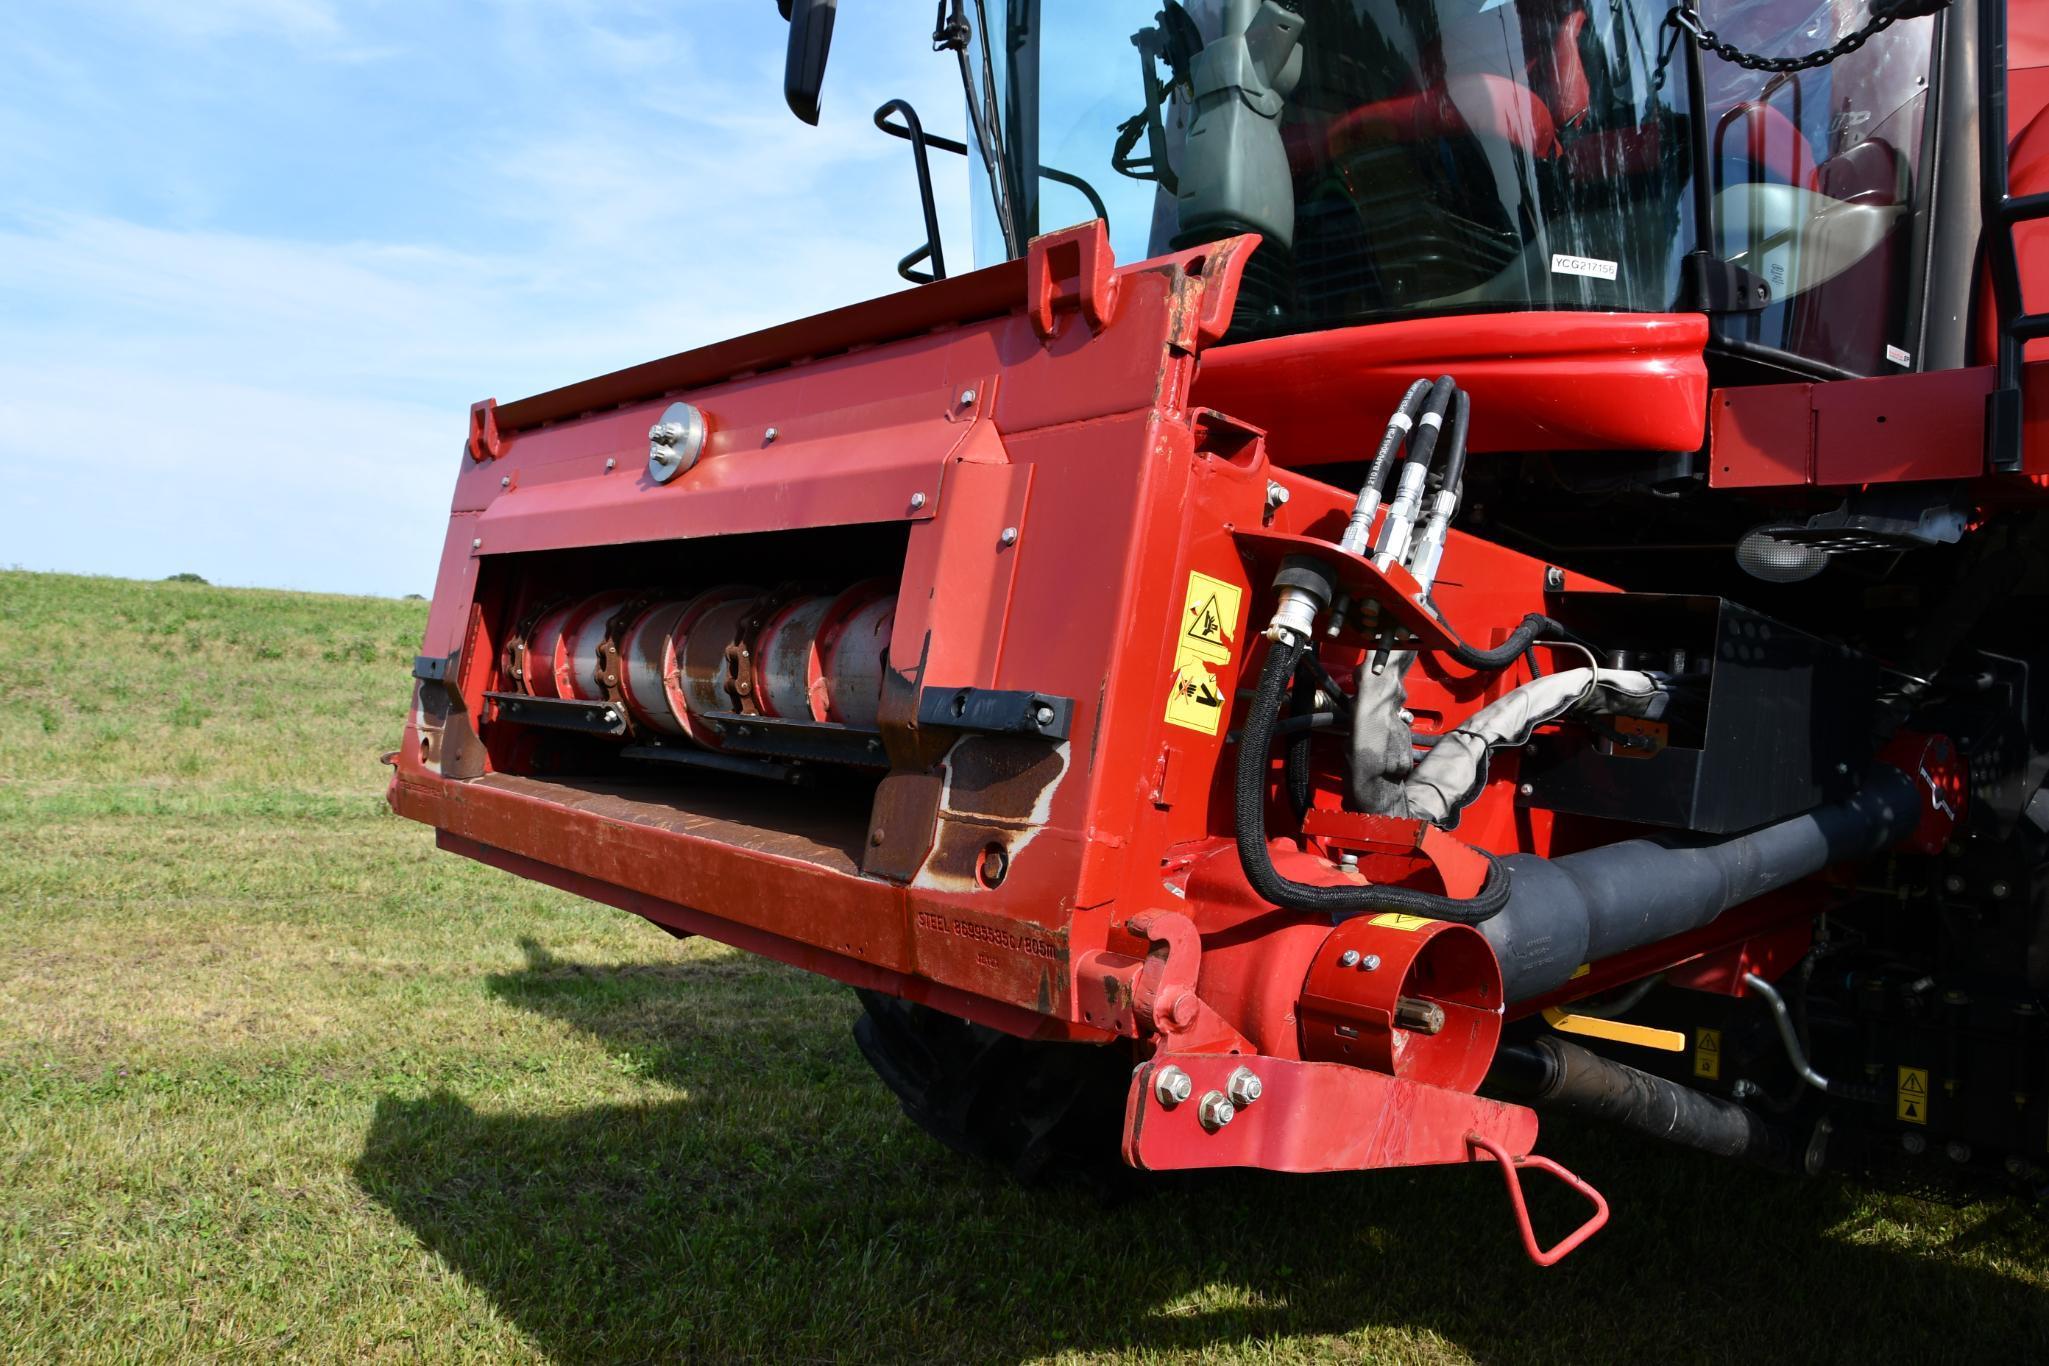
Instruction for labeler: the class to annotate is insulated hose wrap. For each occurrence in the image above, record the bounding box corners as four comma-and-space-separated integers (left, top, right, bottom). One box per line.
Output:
1234, 631, 1513, 923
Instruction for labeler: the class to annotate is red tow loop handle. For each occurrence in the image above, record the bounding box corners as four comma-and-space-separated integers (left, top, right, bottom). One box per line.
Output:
1467, 1132, 1611, 1267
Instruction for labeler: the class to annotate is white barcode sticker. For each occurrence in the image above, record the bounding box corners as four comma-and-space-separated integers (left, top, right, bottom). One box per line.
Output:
1551, 253, 1619, 282
1885, 344, 1912, 368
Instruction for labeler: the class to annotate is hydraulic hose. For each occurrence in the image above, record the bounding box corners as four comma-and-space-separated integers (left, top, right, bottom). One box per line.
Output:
1440, 612, 1573, 671
1339, 378, 1433, 556
1439, 387, 1472, 496
1235, 630, 1513, 922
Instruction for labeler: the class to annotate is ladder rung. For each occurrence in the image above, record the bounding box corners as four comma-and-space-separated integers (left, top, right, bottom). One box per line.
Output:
2001, 190, 2049, 225
2014, 313, 2049, 343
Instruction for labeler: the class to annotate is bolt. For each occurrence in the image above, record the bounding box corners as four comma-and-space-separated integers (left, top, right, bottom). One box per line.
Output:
1264, 480, 1290, 510
1339, 949, 1362, 968
649, 420, 685, 445
1226, 1066, 1263, 1107
605, 457, 616, 471
601, 709, 618, 724
1198, 1090, 1236, 1132
1943, 873, 1967, 894
471, 538, 482, 550
1393, 996, 1446, 1035
1361, 953, 1381, 971
958, 388, 977, 407
500, 475, 511, 488
1733, 1079, 1761, 1099
1836, 762, 1850, 775
1163, 992, 1199, 1030
1991, 880, 2012, 900
1034, 704, 1056, 727
1000, 526, 1018, 546
909, 492, 927, 511
1901, 1132, 1927, 1155
764, 426, 779, 443
1544, 566, 1565, 591
1336, 852, 1359, 870
1154, 1066, 1194, 1107
869, 828, 886, 846
1947, 1141, 1973, 1164
1518, 782, 1534, 797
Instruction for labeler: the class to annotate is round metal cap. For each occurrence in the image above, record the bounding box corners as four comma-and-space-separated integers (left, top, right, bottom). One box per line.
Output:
648, 401, 708, 484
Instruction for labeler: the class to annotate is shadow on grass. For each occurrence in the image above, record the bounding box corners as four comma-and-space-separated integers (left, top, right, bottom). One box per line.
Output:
356, 941, 2049, 1362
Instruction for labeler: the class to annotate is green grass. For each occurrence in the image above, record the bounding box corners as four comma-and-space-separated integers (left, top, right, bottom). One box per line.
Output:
3, 567, 2047, 1362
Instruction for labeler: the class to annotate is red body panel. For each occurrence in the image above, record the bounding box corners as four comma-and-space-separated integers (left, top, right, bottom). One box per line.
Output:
1191, 312, 1711, 464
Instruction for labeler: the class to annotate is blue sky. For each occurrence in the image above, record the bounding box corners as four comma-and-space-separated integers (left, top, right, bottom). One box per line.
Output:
0, 2, 972, 597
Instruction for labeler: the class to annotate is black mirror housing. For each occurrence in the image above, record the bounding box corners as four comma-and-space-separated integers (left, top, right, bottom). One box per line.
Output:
784, 0, 838, 125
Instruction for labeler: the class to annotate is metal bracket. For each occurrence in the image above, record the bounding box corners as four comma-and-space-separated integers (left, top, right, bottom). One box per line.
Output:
485, 691, 628, 737
1682, 251, 1771, 313
915, 686, 1074, 741
466, 398, 503, 462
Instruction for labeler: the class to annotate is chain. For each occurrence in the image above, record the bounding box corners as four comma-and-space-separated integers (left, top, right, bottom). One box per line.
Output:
1667, 0, 1950, 76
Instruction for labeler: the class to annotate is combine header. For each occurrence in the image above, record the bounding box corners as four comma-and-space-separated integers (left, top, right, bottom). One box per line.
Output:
390, 0, 2049, 1262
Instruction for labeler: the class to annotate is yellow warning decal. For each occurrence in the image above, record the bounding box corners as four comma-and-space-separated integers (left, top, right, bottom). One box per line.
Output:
1693, 1027, 1722, 1080
1898, 1066, 1929, 1125
1367, 913, 1437, 932
1164, 571, 1243, 735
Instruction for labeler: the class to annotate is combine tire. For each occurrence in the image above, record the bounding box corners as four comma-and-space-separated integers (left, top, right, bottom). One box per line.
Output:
851, 989, 1136, 1189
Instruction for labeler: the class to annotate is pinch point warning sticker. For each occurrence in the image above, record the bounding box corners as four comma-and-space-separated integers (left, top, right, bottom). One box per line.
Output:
1165, 571, 1243, 735
1693, 1027, 1721, 1080
1898, 1065, 1929, 1124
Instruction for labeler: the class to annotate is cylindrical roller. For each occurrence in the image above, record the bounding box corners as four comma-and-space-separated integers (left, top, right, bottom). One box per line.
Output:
556, 590, 632, 701
813, 582, 896, 726
753, 594, 834, 719
523, 591, 629, 699
677, 587, 764, 730
617, 598, 693, 734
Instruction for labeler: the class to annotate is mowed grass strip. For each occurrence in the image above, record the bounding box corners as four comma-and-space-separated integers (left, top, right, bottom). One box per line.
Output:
2, 568, 2047, 1363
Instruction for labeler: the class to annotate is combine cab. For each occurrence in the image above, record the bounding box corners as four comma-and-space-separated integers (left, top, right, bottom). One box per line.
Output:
390, 0, 2049, 1262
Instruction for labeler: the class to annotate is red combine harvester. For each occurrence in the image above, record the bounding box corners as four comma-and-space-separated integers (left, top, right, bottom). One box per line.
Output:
389, 1, 2049, 1263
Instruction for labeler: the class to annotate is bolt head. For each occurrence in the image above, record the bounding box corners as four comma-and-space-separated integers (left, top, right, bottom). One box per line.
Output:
1000, 526, 1018, 546
1154, 1066, 1194, 1107
1901, 1132, 1927, 1155
1991, 880, 2012, 900
1360, 954, 1381, 972
958, 388, 977, 406
500, 475, 511, 488
601, 709, 618, 724
1518, 782, 1535, 797
1265, 480, 1290, 508
1339, 948, 1362, 968
1226, 1066, 1263, 1107
764, 426, 779, 443
1198, 1091, 1236, 1132
909, 491, 927, 511
471, 538, 482, 550
1943, 873, 1967, 894
1033, 703, 1056, 727
605, 457, 616, 471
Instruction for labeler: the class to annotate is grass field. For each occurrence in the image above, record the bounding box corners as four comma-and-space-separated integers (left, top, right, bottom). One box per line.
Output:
3, 567, 2048, 1362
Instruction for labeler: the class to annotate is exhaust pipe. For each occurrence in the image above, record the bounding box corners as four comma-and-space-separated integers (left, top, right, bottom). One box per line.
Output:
1481, 766, 1922, 1002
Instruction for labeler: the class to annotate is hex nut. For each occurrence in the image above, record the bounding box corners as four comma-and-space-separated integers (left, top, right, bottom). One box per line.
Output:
1154, 1065, 1194, 1108
1198, 1090, 1236, 1132
1225, 1066, 1263, 1107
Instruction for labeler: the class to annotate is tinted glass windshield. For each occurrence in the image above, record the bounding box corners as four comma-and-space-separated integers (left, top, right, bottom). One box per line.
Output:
967, 0, 1936, 372
976, 0, 1701, 336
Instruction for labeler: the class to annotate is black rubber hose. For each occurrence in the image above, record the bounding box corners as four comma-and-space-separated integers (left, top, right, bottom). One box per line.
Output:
1439, 387, 1472, 494
1235, 632, 1514, 922
1398, 375, 1456, 484
1359, 378, 1432, 503
1440, 612, 1573, 671
1489, 1036, 1794, 1169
